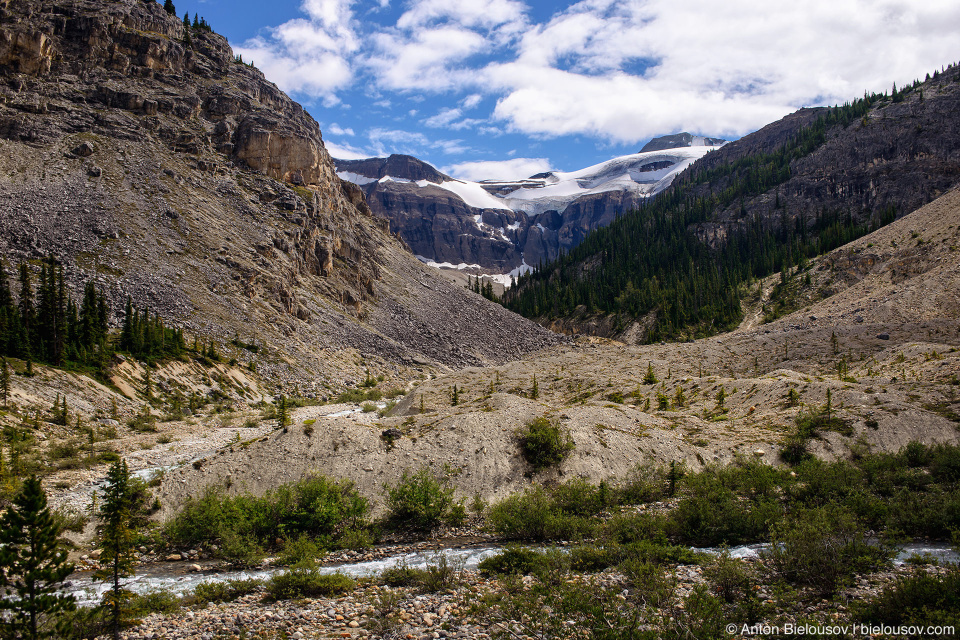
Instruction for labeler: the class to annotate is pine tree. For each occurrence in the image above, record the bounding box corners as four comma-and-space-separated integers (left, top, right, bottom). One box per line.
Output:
530, 374, 539, 399
94, 460, 137, 640
0, 476, 76, 640
643, 362, 658, 385
277, 394, 289, 428
451, 384, 459, 406
163, 0, 176, 15
0, 356, 9, 409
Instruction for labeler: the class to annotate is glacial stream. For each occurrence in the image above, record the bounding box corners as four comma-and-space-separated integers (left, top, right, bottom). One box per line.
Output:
63, 542, 957, 608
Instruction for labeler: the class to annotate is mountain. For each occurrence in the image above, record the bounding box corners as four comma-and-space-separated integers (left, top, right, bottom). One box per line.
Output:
0, 0, 563, 393
639, 132, 727, 152
505, 68, 960, 343
334, 135, 723, 278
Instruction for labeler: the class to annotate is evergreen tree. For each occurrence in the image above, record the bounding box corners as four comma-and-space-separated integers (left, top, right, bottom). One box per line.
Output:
0, 356, 9, 409
162, 0, 176, 15
18, 264, 35, 359
277, 394, 289, 428
530, 374, 539, 399
94, 460, 137, 640
0, 476, 76, 640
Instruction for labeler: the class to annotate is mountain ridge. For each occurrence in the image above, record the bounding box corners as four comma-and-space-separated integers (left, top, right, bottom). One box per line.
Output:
334, 140, 722, 276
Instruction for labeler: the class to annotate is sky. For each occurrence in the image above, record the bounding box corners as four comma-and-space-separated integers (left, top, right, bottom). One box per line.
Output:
177, 0, 960, 181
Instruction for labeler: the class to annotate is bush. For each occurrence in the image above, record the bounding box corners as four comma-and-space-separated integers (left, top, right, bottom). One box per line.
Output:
277, 534, 325, 567
487, 485, 597, 542
188, 578, 263, 605
854, 565, 960, 630
383, 468, 461, 532
163, 475, 369, 560
477, 545, 567, 577
766, 504, 893, 596
617, 463, 669, 504
381, 561, 428, 587
516, 417, 574, 470
667, 468, 781, 546
265, 569, 355, 601
128, 590, 182, 617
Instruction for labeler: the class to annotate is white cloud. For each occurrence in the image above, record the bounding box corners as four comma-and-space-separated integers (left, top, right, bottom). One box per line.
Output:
483, 0, 960, 142
232, 0, 358, 102
365, 27, 488, 92
396, 0, 528, 31
424, 108, 463, 128
447, 157, 552, 181
327, 123, 355, 136
324, 139, 374, 160
234, 0, 960, 150
461, 94, 483, 109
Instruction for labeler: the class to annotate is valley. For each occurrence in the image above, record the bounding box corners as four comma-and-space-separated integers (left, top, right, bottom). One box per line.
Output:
0, 0, 958, 638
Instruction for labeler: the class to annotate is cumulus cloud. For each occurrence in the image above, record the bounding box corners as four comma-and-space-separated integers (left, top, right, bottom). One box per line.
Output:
447, 157, 552, 181
326, 123, 355, 136
324, 139, 374, 160
233, 0, 358, 103
484, 0, 960, 142
233, 0, 960, 151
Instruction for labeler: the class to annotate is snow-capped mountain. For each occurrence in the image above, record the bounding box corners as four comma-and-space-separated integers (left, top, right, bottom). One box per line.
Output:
334, 135, 723, 279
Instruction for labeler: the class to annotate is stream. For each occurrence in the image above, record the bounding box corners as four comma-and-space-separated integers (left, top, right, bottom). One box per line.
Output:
63, 542, 957, 608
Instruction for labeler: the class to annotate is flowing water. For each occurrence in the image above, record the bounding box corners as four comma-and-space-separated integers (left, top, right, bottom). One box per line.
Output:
63, 541, 957, 608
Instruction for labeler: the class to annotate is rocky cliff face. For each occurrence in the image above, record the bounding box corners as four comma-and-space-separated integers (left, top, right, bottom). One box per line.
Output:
0, 0, 563, 390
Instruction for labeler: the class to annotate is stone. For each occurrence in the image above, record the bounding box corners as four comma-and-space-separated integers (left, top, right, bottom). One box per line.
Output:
877, 333, 890, 340
72, 141, 95, 157
165, 553, 182, 562
89, 548, 102, 559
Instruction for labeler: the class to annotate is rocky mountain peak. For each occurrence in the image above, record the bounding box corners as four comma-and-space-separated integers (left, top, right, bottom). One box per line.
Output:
335, 153, 451, 184
640, 132, 727, 152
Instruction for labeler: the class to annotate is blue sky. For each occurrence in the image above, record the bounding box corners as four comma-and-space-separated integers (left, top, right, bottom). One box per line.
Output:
180, 0, 960, 180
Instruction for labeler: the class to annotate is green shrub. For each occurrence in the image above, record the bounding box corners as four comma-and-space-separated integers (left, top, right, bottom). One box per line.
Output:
516, 417, 574, 470
265, 569, 355, 601
667, 469, 781, 546
128, 589, 182, 616
617, 463, 669, 504
380, 561, 428, 587
277, 534, 325, 567
188, 578, 263, 605
487, 485, 597, 542
163, 475, 369, 559
766, 504, 893, 596
854, 565, 960, 630
477, 545, 566, 576
383, 468, 461, 532
379, 554, 462, 592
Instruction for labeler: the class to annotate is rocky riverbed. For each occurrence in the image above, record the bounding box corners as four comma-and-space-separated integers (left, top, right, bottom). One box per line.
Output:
109, 558, 956, 640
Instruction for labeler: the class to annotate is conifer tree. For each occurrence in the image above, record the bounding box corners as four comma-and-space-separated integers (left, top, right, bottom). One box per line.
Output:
94, 460, 137, 640
277, 394, 290, 428
0, 356, 9, 409
0, 476, 76, 640
530, 374, 539, 399
163, 0, 176, 15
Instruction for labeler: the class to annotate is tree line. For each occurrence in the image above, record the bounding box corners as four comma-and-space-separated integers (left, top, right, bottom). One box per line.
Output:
0, 257, 186, 372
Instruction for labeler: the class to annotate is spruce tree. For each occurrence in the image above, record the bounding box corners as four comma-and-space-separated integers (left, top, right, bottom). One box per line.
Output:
163, 0, 175, 15
0, 476, 76, 640
94, 460, 137, 640
277, 394, 289, 428
0, 356, 9, 409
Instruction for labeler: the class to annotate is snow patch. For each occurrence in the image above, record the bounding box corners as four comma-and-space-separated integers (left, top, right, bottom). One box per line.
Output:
336, 171, 376, 186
